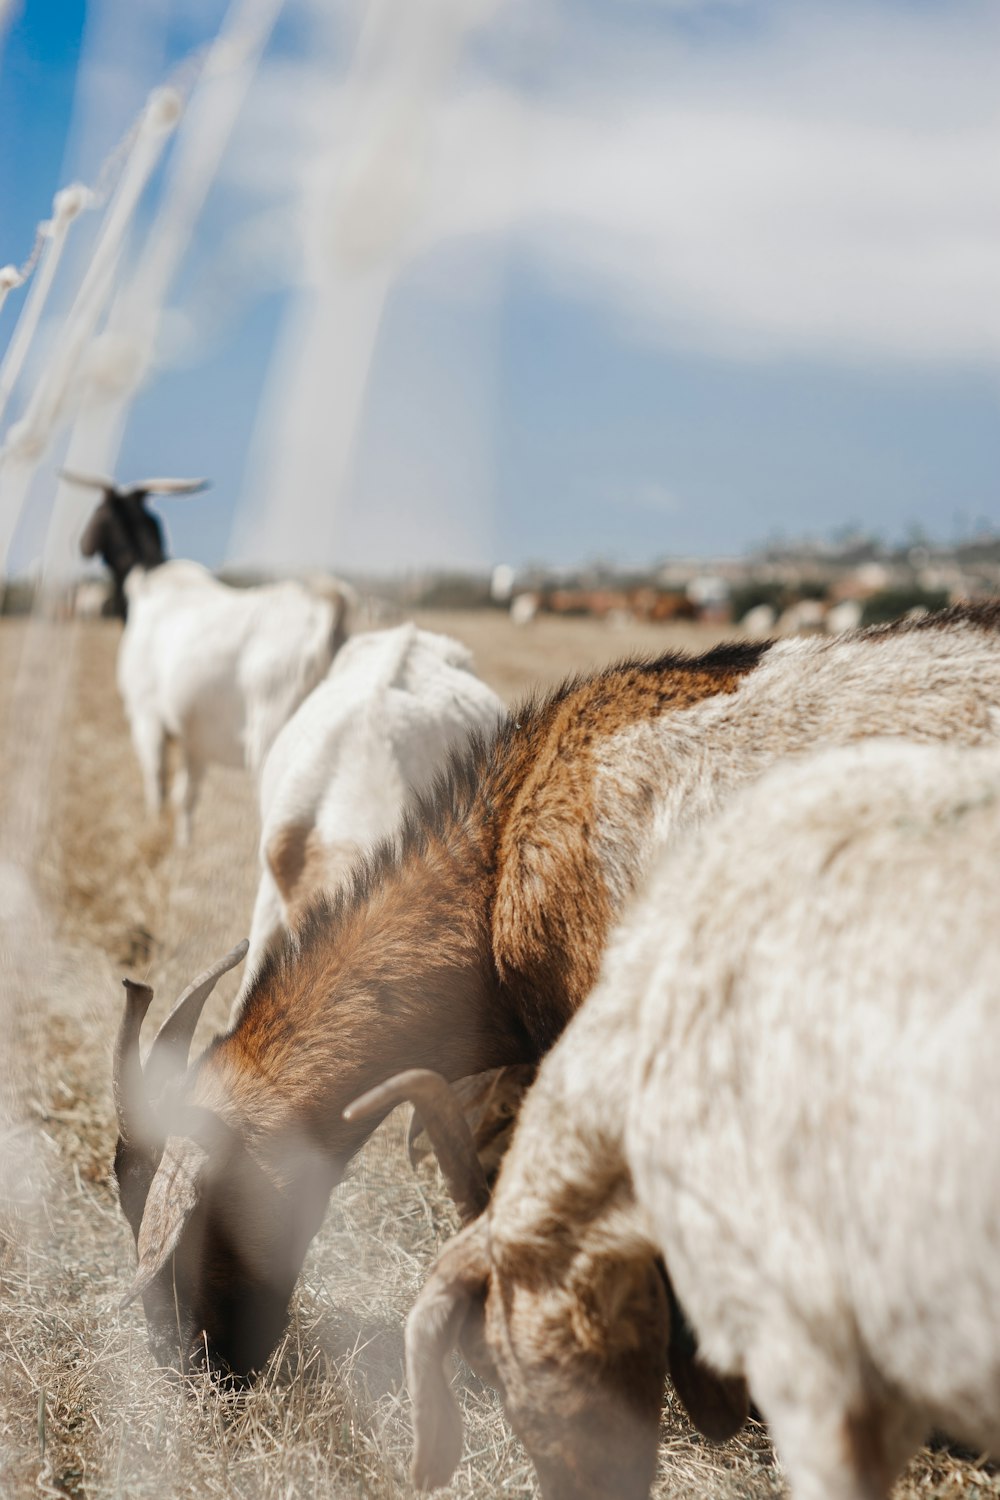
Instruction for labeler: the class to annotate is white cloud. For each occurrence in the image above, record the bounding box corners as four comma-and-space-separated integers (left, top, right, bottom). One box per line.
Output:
202, 0, 1000, 570
219, 0, 1000, 369
510, 103, 999, 364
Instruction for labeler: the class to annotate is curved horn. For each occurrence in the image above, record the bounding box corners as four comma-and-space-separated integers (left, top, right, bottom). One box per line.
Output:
60, 468, 117, 493
406, 1068, 529, 1172
114, 979, 155, 1143
344, 1069, 490, 1224
405, 1072, 495, 1171
144, 939, 248, 1100
124, 477, 209, 496
407, 1105, 431, 1171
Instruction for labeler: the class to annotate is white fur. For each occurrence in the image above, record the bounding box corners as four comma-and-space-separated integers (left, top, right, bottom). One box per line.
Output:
117, 561, 350, 843
487, 738, 1000, 1498
629, 739, 1000, 1491
240, 624, 503, 993
588, 623, 1000, 915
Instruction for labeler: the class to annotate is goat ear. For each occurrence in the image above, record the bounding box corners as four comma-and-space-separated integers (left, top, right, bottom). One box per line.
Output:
121, 1136, 207, 1306
667, 1287, 749, 1441
405, 1221, 490, 1490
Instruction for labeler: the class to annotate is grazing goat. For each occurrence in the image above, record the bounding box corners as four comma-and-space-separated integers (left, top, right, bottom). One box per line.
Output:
241, 624, 504, 991
117, 560, 351, 843
68, 469, 207, 619
397, 737, 1000, 1500
111, 604, 1000, 1378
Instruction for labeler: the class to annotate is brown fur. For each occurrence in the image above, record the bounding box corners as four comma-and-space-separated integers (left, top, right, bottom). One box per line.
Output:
265, 821, 311, 904
408, 1221, 670, 1500
493, 657, 760, 1042
266, 823, 363, 930
196, 610, 1000, 1141
117, 604, 1000, 1376
197, 642, 769, 1151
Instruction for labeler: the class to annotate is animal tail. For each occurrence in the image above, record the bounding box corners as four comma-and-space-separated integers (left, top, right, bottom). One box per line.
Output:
328, 586, 351, 659
378, 621, 420, 691
301, 573, 356, 660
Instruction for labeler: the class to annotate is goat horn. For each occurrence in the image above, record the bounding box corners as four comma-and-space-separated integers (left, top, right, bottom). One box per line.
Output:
123, 477, 210, 496
344, 1069, 490, 1224
114, 979, 155, 1143
60, 468, 117, 492
144, 939, 248, 1100
406, 1069, 515, 1171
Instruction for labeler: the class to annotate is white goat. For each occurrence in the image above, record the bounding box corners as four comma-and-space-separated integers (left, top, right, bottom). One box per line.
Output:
402, 738, 1000, 1500
118, 560, 350, 843
242, 623, 504, 987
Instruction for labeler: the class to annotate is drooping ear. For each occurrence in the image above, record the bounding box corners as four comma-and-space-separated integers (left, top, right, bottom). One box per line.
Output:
121, 1136, 207, 1306
666, 1277, 749, 1441
405, 1221, 491, 1491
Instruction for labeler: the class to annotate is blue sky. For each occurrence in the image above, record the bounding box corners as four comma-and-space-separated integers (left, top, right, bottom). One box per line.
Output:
1, 0, 998, 575
1, 0, 85, 265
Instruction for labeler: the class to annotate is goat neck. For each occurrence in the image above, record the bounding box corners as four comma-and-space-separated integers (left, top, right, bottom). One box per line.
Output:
208, 824, 531, 1170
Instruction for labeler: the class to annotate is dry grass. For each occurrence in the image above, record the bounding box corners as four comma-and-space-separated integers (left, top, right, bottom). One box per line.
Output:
0, 611, 996, 1499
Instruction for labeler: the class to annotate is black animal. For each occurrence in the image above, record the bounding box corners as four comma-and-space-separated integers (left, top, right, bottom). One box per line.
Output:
67, 470, 208, 619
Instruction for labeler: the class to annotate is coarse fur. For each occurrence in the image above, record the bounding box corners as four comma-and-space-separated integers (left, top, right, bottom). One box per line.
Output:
238, 625, 504, 1006
117, 560, 351, 844
407, 736, 1000, 1499
629, 740, 1000, 1498
113, 603, 1000, 1378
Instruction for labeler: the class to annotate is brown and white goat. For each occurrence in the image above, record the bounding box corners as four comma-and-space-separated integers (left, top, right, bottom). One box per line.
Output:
112, 603, 1000, 1379
391, 738, 1000, 1500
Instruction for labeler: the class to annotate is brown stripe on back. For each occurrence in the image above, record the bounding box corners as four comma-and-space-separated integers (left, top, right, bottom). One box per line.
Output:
266, 823, 364, 926
491, 644, 770, 1045
217, 640, 770, 1134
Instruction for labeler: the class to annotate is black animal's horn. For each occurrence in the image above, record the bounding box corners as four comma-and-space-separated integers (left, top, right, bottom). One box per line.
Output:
60, 468, 117, 493
344, 1069, 490, 1224
144, 939, 248, 1101
114, 979, 155, 1143
123, 477, 210, 497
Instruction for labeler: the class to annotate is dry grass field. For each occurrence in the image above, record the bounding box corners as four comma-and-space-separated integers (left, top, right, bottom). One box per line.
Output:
0, 609, 995, 1499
